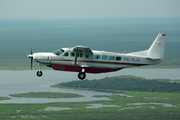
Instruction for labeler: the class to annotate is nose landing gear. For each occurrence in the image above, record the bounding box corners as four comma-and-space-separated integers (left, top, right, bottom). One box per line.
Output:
36, 63, 44, 77
37, 71, 43, 77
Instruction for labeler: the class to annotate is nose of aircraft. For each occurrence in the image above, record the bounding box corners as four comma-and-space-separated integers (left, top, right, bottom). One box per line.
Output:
27, 54, 34, 70
27, 54, 33, 58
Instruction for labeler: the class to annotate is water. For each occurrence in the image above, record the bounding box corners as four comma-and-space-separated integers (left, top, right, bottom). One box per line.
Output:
127, 102, 177, 107
44, 107, 72, 111
86, 103, 121, 108
0, 69, 179, 103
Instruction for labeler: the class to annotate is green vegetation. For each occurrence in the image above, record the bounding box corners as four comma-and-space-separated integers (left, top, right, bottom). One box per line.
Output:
52, 75, 180, 93
0, 76, 180, 119
0, 97, 11, 101
0, 91, 180, 119
9, 92, 84, 98
92, 95, 109, 97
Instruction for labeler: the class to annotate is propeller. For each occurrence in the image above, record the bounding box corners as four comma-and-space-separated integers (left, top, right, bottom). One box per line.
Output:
27, 47, 33, 70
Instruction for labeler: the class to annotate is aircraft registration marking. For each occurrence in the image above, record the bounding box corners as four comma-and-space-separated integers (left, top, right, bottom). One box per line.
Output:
124, 57, 140, 62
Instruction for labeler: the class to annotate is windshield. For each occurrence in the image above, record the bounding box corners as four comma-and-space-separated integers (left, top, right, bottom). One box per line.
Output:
53, 49, 64, 55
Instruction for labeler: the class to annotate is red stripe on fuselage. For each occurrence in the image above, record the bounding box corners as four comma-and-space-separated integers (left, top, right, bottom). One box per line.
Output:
52, 64, 123, 73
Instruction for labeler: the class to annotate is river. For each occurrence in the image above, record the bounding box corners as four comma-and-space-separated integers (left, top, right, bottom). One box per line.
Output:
0, 69, 179, 103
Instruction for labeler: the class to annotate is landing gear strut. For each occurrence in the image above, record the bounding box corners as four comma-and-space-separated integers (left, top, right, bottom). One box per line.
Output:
78, 67, 86, 80
36, 63, 43, 77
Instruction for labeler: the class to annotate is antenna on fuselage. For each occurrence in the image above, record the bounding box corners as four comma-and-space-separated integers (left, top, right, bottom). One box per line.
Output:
123, 51, 126, 54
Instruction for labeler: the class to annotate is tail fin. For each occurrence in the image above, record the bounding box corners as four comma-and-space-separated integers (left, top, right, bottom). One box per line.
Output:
147, 33, 166, 60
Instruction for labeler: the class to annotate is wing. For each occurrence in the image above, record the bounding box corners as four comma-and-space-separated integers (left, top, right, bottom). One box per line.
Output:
73, 45, 93, 54
72, 46, 93, 65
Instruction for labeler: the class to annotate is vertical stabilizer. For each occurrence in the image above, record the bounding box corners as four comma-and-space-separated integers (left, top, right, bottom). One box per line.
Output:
147, 33, 166, 60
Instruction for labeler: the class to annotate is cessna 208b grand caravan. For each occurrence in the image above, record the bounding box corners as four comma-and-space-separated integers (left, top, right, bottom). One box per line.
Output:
28, 33, 166, 80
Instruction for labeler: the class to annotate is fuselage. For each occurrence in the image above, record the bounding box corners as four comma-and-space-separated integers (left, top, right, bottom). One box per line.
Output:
32, 48, 162, 74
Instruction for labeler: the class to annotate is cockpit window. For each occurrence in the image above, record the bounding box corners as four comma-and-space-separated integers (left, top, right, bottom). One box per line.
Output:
53, 49, 64, 55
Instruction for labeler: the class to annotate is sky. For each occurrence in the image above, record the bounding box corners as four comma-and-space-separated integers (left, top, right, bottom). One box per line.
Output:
0, 0, 180, 19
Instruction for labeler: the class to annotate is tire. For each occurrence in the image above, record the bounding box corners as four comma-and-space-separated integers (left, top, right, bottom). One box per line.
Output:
78, 72, 86, 80
37, 71, 43, 77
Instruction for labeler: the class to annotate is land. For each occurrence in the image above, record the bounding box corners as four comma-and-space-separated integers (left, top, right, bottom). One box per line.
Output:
0, 97, 11, 101
9, 92, 84, 98
0, 90, 180, 120
51, 75, 180, 93
1, 75, 180, 119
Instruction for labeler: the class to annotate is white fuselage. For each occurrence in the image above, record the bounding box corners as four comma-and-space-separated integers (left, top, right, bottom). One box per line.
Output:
33, 48, 162, 73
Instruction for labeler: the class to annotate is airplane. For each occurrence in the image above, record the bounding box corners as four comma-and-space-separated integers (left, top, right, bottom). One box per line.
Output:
27, 33, 166, 80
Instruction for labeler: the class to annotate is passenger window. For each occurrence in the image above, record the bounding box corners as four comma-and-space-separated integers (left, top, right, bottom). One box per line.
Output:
63, 52, 69, 56
85, 54, 91, 58
71, 53, 75, 57
109, 56, 114, 60
116, 56, 121, 60
95, 55, 101, 59
102, 55, 108, 60
78, 53, 82, 57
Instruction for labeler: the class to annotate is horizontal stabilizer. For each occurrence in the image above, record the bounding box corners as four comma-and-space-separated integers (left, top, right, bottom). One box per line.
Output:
146, 57, 162, 60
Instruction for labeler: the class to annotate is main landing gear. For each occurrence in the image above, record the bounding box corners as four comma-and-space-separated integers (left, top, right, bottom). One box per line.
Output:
78, 72, 86, 80
78, 67, 86, 80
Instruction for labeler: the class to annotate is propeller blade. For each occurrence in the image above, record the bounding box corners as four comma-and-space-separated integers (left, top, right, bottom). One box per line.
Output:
31, 47, 33, 55
30, 47, 33, 70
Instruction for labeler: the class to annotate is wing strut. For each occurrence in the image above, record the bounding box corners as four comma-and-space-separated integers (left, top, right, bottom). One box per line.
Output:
74, 47, 78, 65
73, 46, 93, 65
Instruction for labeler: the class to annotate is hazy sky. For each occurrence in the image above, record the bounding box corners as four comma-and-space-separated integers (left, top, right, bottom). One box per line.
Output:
0, 0, 180, 19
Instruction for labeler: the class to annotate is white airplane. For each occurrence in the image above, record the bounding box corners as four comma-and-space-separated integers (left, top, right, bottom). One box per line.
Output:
28, 33, 166, 80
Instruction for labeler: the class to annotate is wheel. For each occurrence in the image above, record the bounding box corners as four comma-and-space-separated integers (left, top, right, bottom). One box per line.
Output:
36, 71, 43, 77
78, 72, 86, 80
